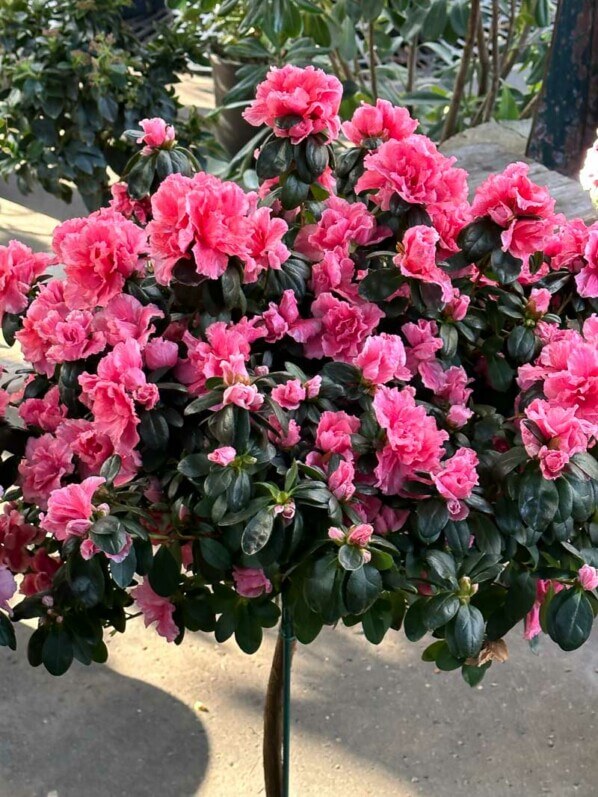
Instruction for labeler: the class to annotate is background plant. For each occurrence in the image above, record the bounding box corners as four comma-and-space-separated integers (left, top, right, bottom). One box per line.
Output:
0, 0, 214, 210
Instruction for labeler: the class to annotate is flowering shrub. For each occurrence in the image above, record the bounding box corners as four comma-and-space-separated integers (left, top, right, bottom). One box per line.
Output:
1, 64, 598, 683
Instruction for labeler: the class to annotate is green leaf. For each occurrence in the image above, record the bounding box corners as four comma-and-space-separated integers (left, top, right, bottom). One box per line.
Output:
139, 411, 170, 450
178, 453, 211, 479
547, 588, 594, 651
570, 452, 598, 481
99, 454, 121, 485
256, 138, 293, 180
486, 570, 536, 640
507, 326, 536, 363
424, 593, 460, 630
241, 509, 275, 555
42, 626, 74, 676
487, 357, 515, 392
280, 173, 310, 210
235, 604, 263, 654
446, 603, 485, 659
199, 537, 232, 571
518, 469, 559, 530
68, 554, 105, 608
303, 554, 339, 615
0, 614, 16, 650
148, 545, 180, 597
344, 564, 382, 615
457, 218, 502, 261
494, 447, 528, 479
358, 268, 403, 302
110, 546, 137, 589
415, 499, 449, 543
404, 599, 428, 642
490, 249, 523, 284
462, 662, 491, 687
89, 515, 127, 557
425, 550, 458, 586
338, 544, 364, 571
184, 391, 221, 415
361, 599, 392, 644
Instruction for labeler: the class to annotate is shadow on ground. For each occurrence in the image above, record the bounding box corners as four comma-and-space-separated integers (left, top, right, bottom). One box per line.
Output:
0, 624, 209, 797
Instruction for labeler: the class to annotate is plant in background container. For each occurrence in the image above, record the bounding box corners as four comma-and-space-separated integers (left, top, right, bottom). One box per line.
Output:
2, 65, 598, 797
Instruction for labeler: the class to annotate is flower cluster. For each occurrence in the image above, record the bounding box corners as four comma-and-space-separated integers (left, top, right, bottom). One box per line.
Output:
0, 65, 597, 683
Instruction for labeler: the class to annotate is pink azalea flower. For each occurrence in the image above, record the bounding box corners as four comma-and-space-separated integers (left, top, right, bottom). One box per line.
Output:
342, 99, 418, 146
303, 292, 383, 362
347, 523, 374, 547
545, 218, 589, 272
444, 289, 470, 321
222, 383, 264, 411
144, 338, 179, 371
432, 449, 479, 520
41, 476, 106, 540
0, 240, 51, 321
402, 319, 444, 375
373, 386, 448, 493
0, 566, 16, 614
19, 386, 67, 433
354, 333, 411, 384
524, 579, 564, 641
315, 411, 360, 458
307, 196, 380, 257
471, 162, 557, 261
578, 564, 598, 591
244, 207, 290, 283
243, 64, 342, 144
328, 459, 356, 502
527, 288, 552, 316
94, 294, 162, 348
267, 415, 301, 449
136, 117, 176, 153
374, 506, 409, 535
208, 446, 237, 466
394, 225, 453, 303
271, 379, 306, 410
18, 434, 74, 509
0, 504, 41, 573
576, 227, 598, 298
232, 566, 272, 598
132, 579, 180, 642
109, 182, 152, 225
311, 248, 358, 300
53, 209, 147, 310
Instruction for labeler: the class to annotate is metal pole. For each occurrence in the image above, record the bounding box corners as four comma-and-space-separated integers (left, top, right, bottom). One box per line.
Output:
281, 597, 294, 797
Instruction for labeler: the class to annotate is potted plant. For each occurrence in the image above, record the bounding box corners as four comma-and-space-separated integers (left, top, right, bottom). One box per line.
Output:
1, 66, 598, 797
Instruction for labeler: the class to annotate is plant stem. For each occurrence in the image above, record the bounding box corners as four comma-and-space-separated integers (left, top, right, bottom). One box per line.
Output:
441, 0, 481, 141
406, 36, 418, 93
476, 13, 490, 97
368, 21, 378, 99
263, 607, 296, 797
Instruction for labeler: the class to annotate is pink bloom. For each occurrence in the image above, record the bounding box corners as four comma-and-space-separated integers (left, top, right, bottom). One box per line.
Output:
402, 319, 443, 375
328, 460, 356, 502
347, 523, 374, 547
109, 182, 152, 225
232, 566, 272, 598
543, 341, 598, 423
521, 398, 588, 460
304, 376, 321, 399
144, 337, 179, 371
471, 162, 557, 261
303, 292, 383, 362
137, 117, 176, 153
16, 280, 68, 375
373, 386, 448, 493
0, 566, 16, 614
420, 362, 472, 406
0, 505, 41, 573
19, 386, 66, 433
308, 196, 380, 257
576, 227, 598, 298
271, 379, 306, 410
41, 476, 106, 540
148, 172, 255, 284
444, 289, 470, 321
208, 446, 237, 466
20, 549, 60, 597
94, 295, 162, 347
524, 579, 564, 640
354, 333, 411, 384
267, 414, 301, 449
53, 209, 147, 310
342, 99, 418, 146
0, 240, 51, 321
545, 218, 589, 272
18, 434, 74, 509
578, 564, 598, 591
316, 411, 360, 457
132, 579, 179, 642
374, 506, 409, 535
56, 419, 139, 484
432, 449, 479, 520
538, 448, 570, 480
222, 383, 264, 411
310, 248, 357, 300
528, 288, 551, 316
244, 207, 290, 283
394, 225, 453, 303
447, 404, 473, 428
328, 527, 345, 542
243, 65, 342, 144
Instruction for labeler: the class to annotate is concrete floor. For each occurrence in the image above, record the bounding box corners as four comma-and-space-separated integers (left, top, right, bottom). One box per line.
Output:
1, 621, 597, 797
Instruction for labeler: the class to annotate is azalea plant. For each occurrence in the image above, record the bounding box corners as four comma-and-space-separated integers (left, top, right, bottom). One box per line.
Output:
2, 63, 598, 794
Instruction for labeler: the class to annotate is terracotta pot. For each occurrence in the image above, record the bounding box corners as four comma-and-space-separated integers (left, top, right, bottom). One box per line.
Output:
210, 54, 261, 156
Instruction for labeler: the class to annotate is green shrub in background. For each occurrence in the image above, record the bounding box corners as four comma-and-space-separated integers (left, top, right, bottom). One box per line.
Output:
0, 0, 214, 210
177, 0, 555, 141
